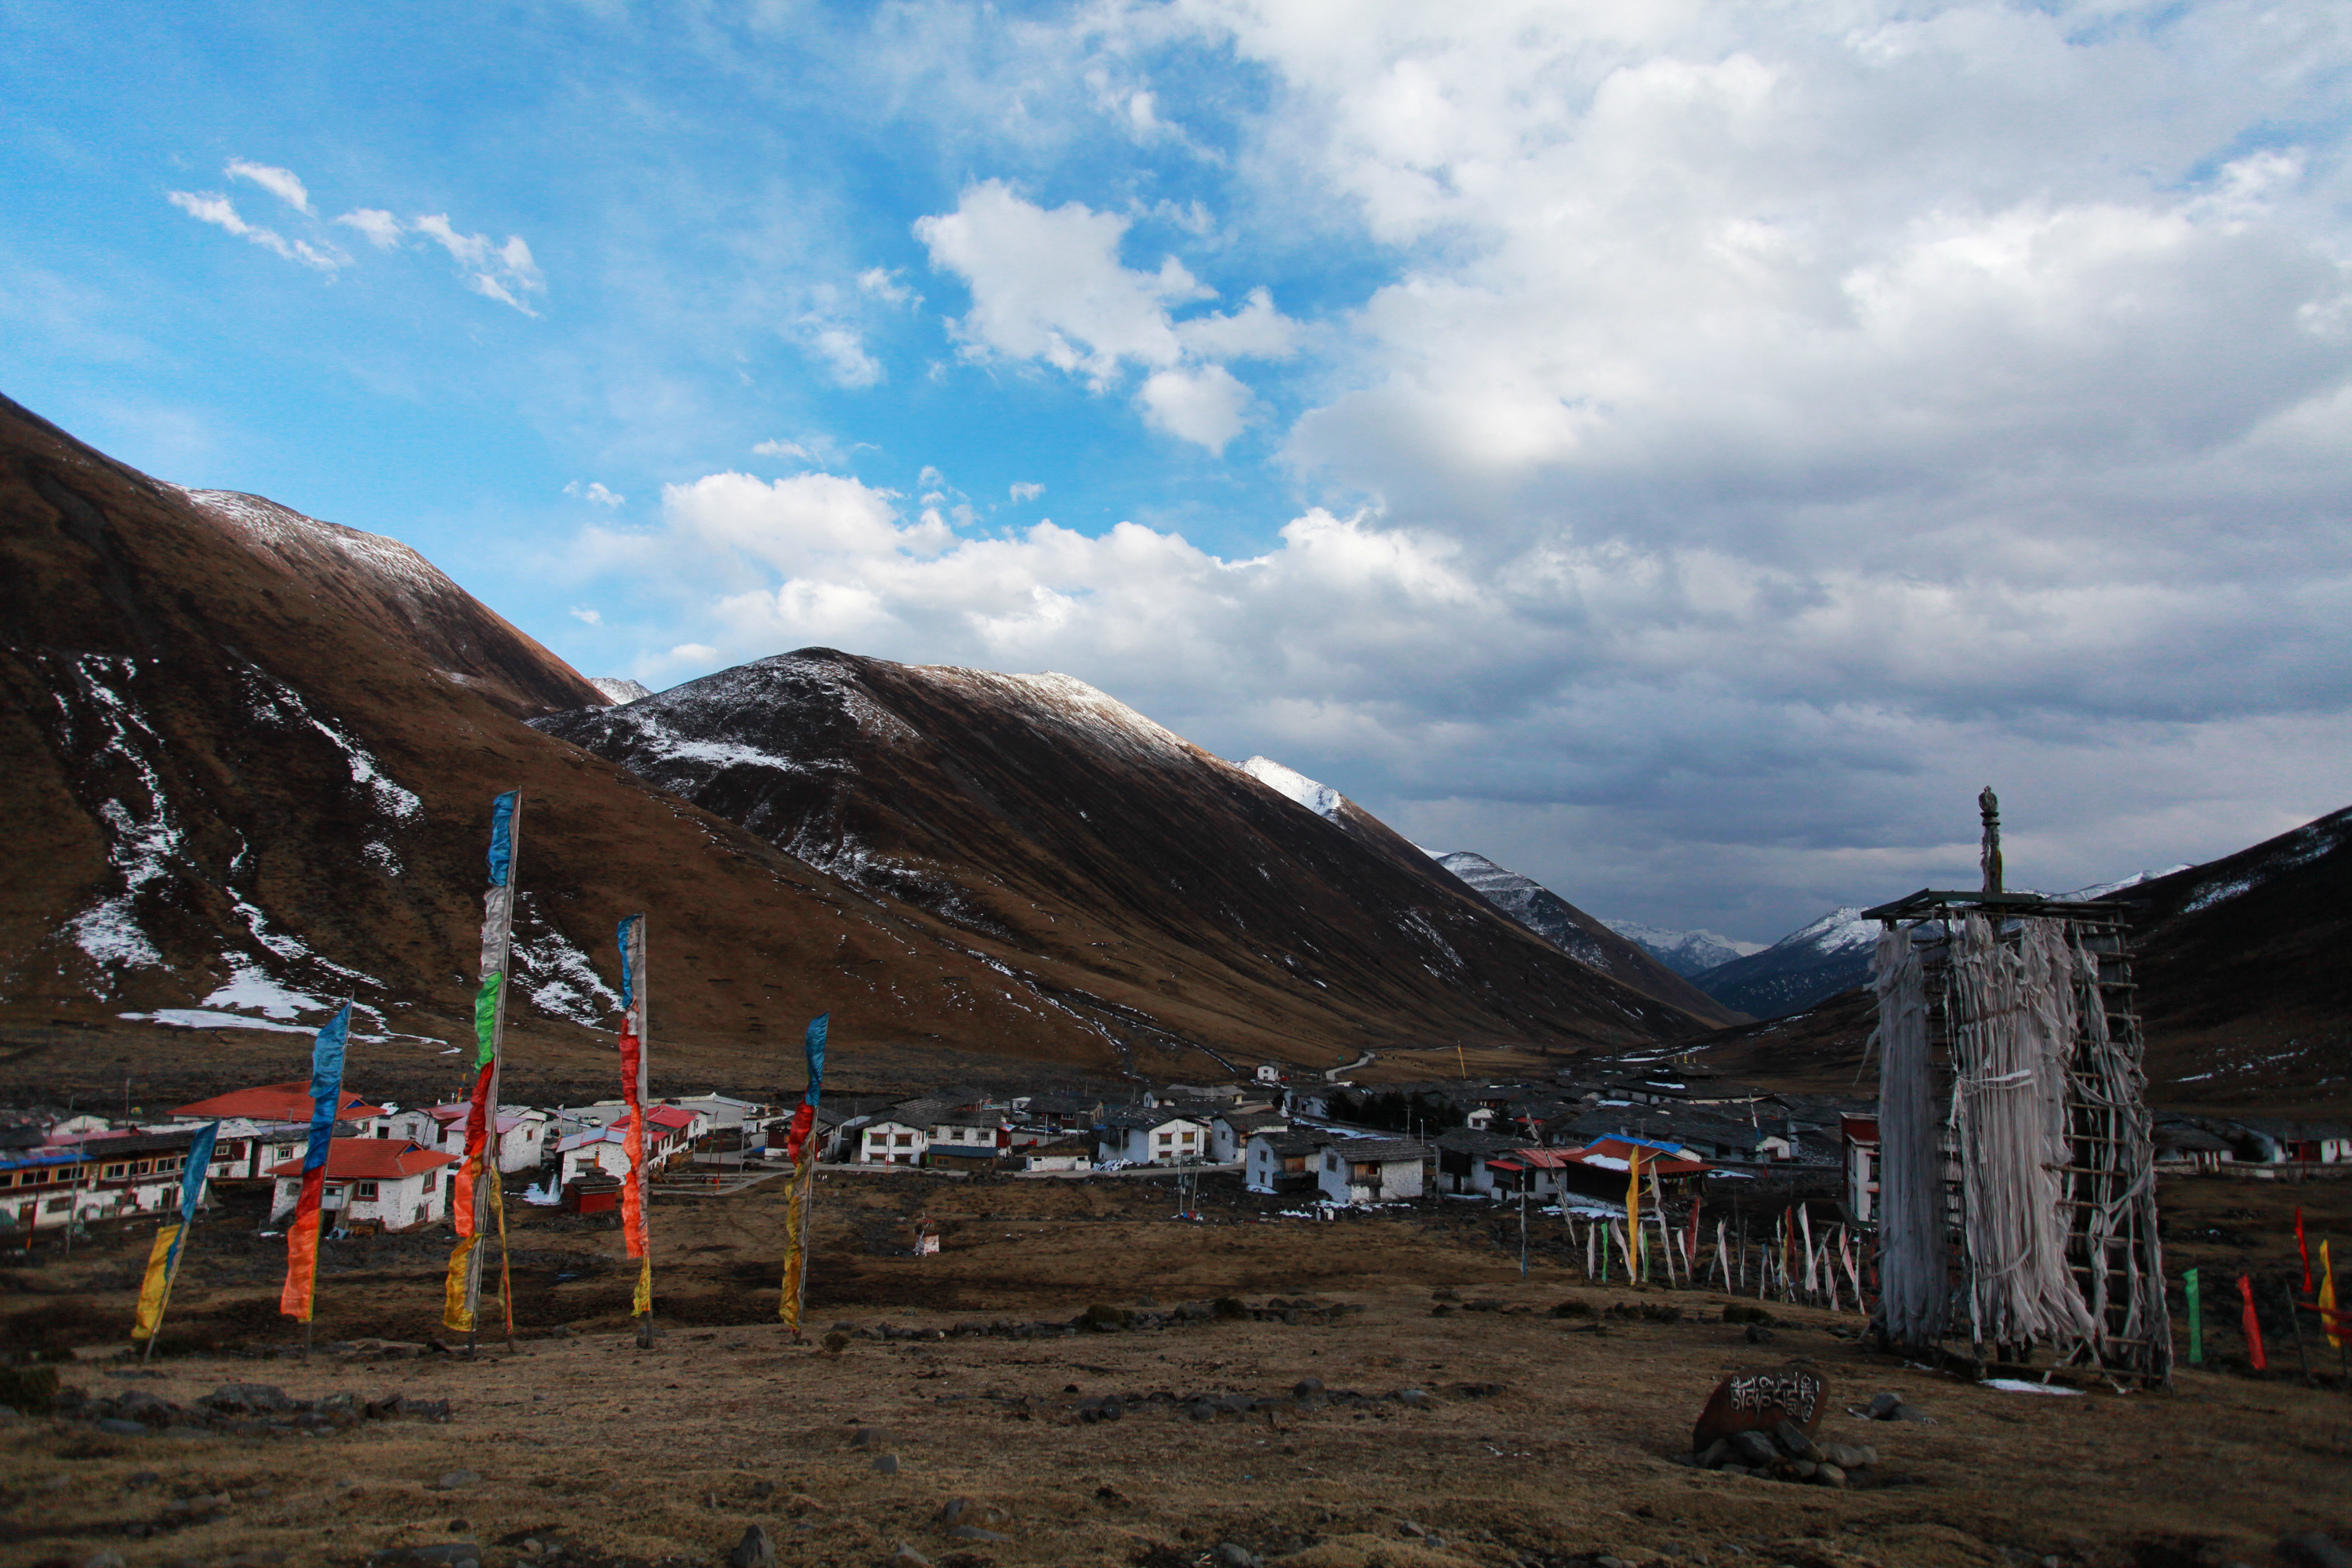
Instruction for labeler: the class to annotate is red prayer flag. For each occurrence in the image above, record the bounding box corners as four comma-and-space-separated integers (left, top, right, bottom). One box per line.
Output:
2238, 1274, 2267, 1370
2296, 1208, 2310, 1295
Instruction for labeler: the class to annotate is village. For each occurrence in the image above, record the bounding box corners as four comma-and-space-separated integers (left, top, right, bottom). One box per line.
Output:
5, 1058, 2343, 1295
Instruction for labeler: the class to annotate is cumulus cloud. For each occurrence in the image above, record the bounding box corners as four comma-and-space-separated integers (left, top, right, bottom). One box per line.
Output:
564, 480, 626, 507
413, 214, 546, 314
225, 159, 313, 214
570, 605, 604, 625
1010, 481, 1044, 502
165, 190, 346, 272
915, 181, 1298, 449
802, 324, 884, 387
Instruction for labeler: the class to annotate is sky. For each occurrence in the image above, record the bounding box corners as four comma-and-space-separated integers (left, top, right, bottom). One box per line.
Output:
5, 0, 2350, 944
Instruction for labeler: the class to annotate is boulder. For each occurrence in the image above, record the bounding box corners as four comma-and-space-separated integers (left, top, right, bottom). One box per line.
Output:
1692, 1364, 1827, 1454
728, 1524, 775, 1568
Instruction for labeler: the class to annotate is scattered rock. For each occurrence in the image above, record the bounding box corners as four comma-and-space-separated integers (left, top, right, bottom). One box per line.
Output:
204, 1383, 296, 1414
1214, 1544, 1261, 1568
1820, 1443, 1877, 1469
1394, 1388, 1436, 1410
1866, 1392, 1904, 1420
432, 1470, 482, 1491
94, 1418, 148, 1437
1548, 1300, 1594, 1318
750, 1479, 778, 1497
873, 1454, 901, 1476
365, 1546, 482, 1567
728, 1523, 776, 1568
851, 1426, 895, 1449
894, 1547, 935, 1566
1294, 1377, 1326, 1398
1729, 1431, 1779, 1468
80, 1553, 129, 1568
1745, 1324, 1776, 1344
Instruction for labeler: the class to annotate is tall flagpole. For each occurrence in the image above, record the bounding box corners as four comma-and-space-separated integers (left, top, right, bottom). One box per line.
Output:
279, 1003, 353, 1356
778, 1013, 829, 1341
617, 914, 655, 1348
443, 790, 521, 1351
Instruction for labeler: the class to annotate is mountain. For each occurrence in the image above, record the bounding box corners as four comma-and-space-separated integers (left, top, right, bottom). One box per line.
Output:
1684, 906, 1876, 1020
1628, 808, 2351, 1111
1599, 917, 1762, 978
530, 655, 1727, 1069
1428, 853, 1746, 1026
0, 393, 1142, 1095
590, 677, 653, 704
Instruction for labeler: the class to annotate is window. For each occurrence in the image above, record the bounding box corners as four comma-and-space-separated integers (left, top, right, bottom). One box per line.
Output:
354, 1181, 379, 1200
1157, 1133, 1173, 1145
45, 1196, 69, 1213
895, 1133, 913, 1146
133, 1160, 154, 1175
103, 1163, 127, 1179
868, 1131, 886, 1144
158, 1156, 181, 1173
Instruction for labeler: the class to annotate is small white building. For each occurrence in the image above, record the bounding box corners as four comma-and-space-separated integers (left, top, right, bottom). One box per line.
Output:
1098, 1109, 1210, 1167
855, 1116, 927, 1165
1021, 1140, 1094, 1173
1210, 1109, 1290, 1164
266, 1138, 459, 1232
1317, 1138, 1428, 1205
1244, 1130, 1327, 1194
426, 1104, 553, 1173
554, 1105, 699, 1188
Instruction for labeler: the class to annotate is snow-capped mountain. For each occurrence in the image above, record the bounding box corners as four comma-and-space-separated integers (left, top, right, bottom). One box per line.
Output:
1599, 917, 1764, 978
1238, 756, 1345, 821
1432, 853, 1744, 1026
534, 657, 1732, 1063
1686, 906, 1878, 1020
590, 677, 654, 705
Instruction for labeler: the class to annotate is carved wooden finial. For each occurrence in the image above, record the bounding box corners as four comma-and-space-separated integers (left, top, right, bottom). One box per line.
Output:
1978, 786, 2002, 896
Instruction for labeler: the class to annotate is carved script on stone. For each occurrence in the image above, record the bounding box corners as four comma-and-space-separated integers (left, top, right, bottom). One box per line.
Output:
1726, 1370, 1820, 1422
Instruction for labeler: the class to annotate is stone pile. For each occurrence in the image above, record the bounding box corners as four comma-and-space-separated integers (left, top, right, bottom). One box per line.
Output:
1693, 1417, 1878, 1486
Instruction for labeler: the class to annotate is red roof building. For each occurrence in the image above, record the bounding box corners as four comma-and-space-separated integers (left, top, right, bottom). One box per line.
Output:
172, 1082, 387, 1125
264, 1138, 459, 1233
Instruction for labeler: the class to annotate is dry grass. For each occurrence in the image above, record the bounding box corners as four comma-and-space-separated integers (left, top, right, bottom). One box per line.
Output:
5, 1173, 2352, 1566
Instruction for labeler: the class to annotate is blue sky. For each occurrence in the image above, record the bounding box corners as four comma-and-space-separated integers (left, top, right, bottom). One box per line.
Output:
6, 0, 2351, 942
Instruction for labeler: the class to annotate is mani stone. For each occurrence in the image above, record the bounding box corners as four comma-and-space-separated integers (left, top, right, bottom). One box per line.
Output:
1692, 1364, 1828, 1454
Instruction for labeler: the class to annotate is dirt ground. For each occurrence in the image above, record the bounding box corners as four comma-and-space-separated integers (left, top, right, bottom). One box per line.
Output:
5, 1171, 2351, 1568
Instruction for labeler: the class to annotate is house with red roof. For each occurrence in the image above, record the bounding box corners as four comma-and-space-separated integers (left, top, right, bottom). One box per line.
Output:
553, 1105, 699, 1189
166, 1083, 394, 1187
265, 1138, 458, 1232
425, 1102, 552, 1173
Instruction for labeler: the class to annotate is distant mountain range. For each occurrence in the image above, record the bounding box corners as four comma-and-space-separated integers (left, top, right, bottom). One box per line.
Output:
1598, 918, 1763, 978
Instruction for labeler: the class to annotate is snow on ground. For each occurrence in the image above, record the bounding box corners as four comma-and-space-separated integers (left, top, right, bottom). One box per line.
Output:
509, 895, 622, 1029
48, 654, 179, 977
590, 677, 654, 704
1236, 757, 1345, 820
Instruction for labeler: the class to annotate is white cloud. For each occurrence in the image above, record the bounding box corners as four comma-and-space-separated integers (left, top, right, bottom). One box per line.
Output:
165, 190, 347, 272
1138, 364, 1251, 454
335, 209, 404, 249
1009, 481, 1044, 502
802, 324, 884, 387
570, 605, 604, 625
753, 438, 811, 460
915, 180, 1300, 450
564, 480, 626, 507
857, 267, 920, 307
225, 159, 313, 214
414, 214, 546, 314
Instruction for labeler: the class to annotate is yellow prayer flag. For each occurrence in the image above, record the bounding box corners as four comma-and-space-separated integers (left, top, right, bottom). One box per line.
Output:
442, 1235, 479, 1334
131, 1223, 180, 1341
2324, 1240, 2340, 1351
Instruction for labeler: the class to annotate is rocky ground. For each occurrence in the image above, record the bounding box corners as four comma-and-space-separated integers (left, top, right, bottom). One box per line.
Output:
3, 1171, 2350, 1567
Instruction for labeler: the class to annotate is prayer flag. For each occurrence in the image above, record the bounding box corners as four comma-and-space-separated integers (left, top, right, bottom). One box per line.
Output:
133, 1121, 219, 1343
2184, 1268, 2201, 1366
279, 1004, 351, 1321
2323, 1241, 2340, 1352
1624, 1149, 1642, 1281
443, 790, 520, 1334
2238, 1274, 2266, 1370
779, 1012, 830, 1334
2298, 1208, 2311, 1294
616, 914, 654, 1323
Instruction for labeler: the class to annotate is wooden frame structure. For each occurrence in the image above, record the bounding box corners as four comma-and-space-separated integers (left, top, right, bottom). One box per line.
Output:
1861, 880, 2172, 1387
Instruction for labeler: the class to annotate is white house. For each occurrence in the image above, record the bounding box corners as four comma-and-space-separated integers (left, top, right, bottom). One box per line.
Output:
426, 1104, 552, 1173
266, 1138, 459, 1232
554, 1105, 699, 1188
925, 1109, 1009, 1167
855, 1116, 927, 1165
1098, 1109, 1210, 1167
1244, 1130, 1327, 1194
1021, 1140, 1094, 1173
2, 1128, 215, 1233
1210, 1109, 1289, 1164
1317, 1138, 1427, 1205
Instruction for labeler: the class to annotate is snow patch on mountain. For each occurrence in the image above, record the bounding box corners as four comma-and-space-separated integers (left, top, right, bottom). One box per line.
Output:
590, 677, 654, 704
180, 486, 447, 596
46, 654, 179, 977
509, 894, 622, 1029
1600, 917, 1765, 978
1239, 757, 1345, 821
1779, 906, 1875, 955
2061, 866, 2194, 902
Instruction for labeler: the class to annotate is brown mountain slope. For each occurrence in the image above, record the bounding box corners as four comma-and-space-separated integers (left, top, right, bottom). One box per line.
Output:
2, 394, 1708, 1091
532, 652, 1719, 1065
1644, 803, 2352, 1112
0, 393, 1112, 1083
